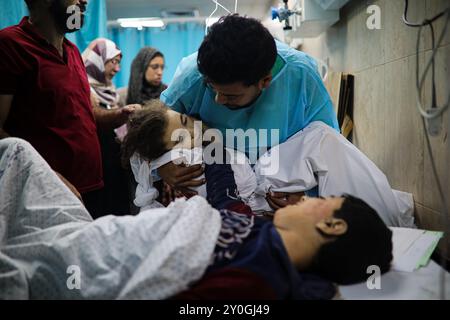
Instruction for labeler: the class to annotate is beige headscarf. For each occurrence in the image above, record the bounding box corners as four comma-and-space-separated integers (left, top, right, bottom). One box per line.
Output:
82, 38, 122, 106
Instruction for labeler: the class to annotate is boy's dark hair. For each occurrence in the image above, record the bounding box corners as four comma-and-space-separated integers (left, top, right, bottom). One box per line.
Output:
197, 14, 277, 86
121, 100, 169, 167
310, 195, 393, 285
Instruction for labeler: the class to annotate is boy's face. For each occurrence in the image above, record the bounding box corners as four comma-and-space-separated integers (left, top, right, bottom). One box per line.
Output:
273, 196, 348, 269
163, 110, 206, 150
274, 196, 345, 234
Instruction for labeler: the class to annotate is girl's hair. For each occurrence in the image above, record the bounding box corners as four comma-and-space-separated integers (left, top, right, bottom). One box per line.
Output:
121, 99, 169, 167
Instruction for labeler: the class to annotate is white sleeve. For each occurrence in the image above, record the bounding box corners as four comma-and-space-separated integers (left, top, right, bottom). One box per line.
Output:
130, 153, 160, 209
253, 127, 321, 195
315, 125, 415, 227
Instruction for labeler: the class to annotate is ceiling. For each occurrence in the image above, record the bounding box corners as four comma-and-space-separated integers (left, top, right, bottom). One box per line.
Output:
106, 0, 275, 21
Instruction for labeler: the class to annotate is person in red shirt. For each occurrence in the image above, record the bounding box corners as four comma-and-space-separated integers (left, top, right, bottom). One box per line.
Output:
0, 0, 140, 218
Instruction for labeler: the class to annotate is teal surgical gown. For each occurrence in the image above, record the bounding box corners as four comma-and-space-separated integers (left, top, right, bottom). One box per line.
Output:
160, 40, 339, 162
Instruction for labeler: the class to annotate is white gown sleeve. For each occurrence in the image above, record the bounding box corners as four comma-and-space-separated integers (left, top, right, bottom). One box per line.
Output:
252, 122, 415, 227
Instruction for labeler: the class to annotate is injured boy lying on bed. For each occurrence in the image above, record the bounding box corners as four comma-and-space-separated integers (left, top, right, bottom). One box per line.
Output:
0, 138, 392, 299
122, 100, 415, 228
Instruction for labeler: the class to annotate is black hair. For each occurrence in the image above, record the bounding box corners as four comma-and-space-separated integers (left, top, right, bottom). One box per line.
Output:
121, 100, 169, 167
197, 14, 277, 86
310, 195, 393, 285
151, 52, 164, 59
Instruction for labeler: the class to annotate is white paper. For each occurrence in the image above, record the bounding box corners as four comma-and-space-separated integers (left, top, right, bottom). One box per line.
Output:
390, 227, 443, 272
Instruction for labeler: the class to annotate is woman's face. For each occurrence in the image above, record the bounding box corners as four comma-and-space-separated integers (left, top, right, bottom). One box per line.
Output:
104, 54, 121, 84
145, 56, 165, 87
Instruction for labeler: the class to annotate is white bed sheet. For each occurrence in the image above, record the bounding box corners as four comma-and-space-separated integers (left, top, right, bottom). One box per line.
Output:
339, 260, 450, 300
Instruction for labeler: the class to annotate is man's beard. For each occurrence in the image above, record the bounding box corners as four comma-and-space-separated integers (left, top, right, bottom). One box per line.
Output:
50, 1, 86, 34
223, 91, 262, 111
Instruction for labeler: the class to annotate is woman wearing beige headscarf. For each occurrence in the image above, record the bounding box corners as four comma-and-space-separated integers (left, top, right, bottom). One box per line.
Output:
83, 38, 123, 108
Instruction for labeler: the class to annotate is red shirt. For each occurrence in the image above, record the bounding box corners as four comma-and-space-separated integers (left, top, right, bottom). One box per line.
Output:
0, 17, 103, 193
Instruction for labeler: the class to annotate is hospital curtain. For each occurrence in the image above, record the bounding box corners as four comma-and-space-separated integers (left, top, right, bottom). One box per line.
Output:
108, 23, 206, 89
0, 0, 28, 30
66, 0, 108, 52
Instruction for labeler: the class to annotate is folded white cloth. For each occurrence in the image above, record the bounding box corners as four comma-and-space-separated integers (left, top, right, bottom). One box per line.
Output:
0, 138, 221, 299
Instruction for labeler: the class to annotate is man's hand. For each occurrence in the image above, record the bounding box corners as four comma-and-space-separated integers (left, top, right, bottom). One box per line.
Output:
55, 171, 83, 203
157, 162, 205, 196
93, 103, 142, 130
115, 104, 142, 125
266, 191, 305, 211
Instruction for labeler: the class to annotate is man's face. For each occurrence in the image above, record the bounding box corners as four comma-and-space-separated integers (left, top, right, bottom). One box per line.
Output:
50, 0, 87, 34
207, 81, 262, 110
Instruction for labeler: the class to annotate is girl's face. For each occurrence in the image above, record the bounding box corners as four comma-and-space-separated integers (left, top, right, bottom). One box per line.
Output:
163, 110, 205, 150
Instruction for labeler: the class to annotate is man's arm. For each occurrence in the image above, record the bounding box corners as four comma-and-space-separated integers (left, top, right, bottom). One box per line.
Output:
0, 94, 13, 139
90, 92, 141, 131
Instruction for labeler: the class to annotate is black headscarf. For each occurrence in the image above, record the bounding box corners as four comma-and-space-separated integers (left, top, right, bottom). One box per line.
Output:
126, 47, 167, 105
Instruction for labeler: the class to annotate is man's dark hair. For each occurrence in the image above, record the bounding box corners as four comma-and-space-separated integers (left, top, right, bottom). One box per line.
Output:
197, 14, 277, 86
121, 100, 169, 167
310, 195, 393, 285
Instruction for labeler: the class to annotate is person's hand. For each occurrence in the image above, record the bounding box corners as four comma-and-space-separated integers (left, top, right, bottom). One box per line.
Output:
266, 191, 305, 211
157, 161, 205, 196
116, 104, 142, 124
121, 104, 142, 114
55, 171, 83, 203
174, 187, 199, 199
113, 104, 142, 125
161, 182, 176, 206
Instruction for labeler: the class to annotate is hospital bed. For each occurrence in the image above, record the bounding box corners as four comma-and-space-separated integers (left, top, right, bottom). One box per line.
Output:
339, 260, 449, 300
338, 237, 450, 300
2, 138, 448, 300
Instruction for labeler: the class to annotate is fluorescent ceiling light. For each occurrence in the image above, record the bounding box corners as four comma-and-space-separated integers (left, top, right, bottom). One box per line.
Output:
117, 18, 165, 28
